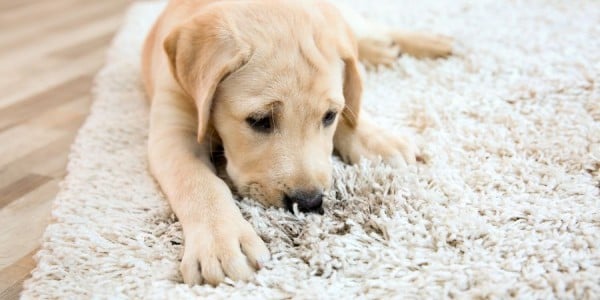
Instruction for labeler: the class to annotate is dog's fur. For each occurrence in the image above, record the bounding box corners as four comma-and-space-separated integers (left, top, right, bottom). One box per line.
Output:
142, 0, 451, 286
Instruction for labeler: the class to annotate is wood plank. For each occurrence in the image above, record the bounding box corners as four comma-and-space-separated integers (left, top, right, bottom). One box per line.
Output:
0, 276, 25, 300
0, 179, 59, 269
0, 5, 121, 63
50, 31, 117, 60
0, 174, 52, 209
0, 0, 125, 50
0, 0, 40, 11
0, 124, 65, 167
0, 75, 93, 131
0, 0, 125, 107
0, 134, 77, 194
0, 94, 91, 194
0, 0, 78, 27
0, 45, 108, 109
0, 250, 36, 299
28, 94, 92, 131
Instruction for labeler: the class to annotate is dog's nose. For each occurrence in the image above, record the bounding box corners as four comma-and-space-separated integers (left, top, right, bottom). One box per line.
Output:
284, 190, 324, 214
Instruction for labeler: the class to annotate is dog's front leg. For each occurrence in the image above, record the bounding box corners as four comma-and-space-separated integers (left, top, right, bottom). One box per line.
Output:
148, 91, 270, 286
334, 112, 420, 168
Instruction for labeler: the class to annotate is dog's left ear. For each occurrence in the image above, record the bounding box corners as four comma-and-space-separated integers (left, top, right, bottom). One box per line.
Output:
164, 11, 250, 142
334, 15, 363, 129
341, 56, 363, 128
316, 1, 363, 128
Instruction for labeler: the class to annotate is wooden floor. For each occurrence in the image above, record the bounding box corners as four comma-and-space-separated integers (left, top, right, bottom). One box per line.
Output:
0, 0, 131, 298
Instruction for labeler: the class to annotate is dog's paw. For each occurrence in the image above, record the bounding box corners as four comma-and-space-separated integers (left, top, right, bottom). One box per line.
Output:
179, 215, 270, 286
391, 31, 453, 59
336, 120, 420, 168
358, 37, 402, 68
352, 129, 419, 168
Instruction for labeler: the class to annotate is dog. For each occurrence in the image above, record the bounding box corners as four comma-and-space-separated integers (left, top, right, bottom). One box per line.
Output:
142, 0, 452, 286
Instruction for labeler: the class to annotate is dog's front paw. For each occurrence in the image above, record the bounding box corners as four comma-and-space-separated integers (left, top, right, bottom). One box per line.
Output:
179, 215, 270, 286
336, 119, 420, 168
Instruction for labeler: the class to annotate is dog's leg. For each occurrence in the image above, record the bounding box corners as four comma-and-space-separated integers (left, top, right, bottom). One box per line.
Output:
334, 111, 420, 168
148, 91, 270, 286
335, 3, 453, 66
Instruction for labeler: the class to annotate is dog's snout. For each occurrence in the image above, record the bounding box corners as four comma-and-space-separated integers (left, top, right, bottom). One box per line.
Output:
284, 190, 324, 214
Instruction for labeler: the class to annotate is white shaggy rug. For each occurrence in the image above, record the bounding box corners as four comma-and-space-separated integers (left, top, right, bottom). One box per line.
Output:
21, 0, 600, 299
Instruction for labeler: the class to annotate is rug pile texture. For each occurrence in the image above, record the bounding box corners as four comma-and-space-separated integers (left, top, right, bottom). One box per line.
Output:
22, 0, 600, 298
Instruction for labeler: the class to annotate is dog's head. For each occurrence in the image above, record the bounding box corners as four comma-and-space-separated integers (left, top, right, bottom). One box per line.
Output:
164, 1, 362, 213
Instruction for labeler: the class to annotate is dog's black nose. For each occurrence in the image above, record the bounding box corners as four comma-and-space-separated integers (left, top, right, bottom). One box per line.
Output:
284, 190, 324, 214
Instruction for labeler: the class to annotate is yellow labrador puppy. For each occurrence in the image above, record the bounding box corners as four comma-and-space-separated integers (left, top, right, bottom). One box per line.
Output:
142, 0, 451, 286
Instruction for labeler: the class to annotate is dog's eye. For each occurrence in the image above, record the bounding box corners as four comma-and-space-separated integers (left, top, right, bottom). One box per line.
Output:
246, 115, 273, 133
322, 110, 337, 127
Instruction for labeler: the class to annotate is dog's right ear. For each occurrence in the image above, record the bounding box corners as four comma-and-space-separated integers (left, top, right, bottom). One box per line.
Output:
164, 12, 249, 142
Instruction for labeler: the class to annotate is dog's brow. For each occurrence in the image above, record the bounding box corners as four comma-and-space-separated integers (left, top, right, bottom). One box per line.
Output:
248, 100, 282, 116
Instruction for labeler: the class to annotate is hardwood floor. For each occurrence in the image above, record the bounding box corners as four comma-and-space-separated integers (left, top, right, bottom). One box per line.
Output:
0, 1, 131, 298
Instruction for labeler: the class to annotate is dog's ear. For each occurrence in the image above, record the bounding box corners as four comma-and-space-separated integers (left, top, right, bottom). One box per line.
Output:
315, 1, 363, 128
333, 13, 363, 129
164, 13, 249, 142
341, 56, 363, 128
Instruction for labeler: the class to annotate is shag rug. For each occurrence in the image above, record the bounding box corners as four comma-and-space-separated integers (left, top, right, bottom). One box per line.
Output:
21, 0, 600, 299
